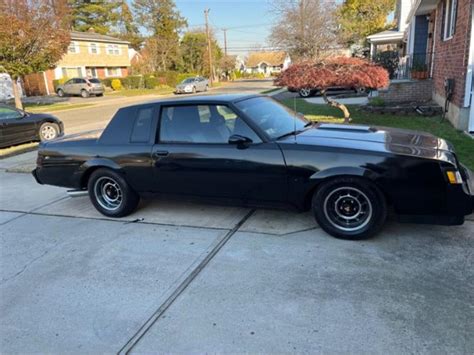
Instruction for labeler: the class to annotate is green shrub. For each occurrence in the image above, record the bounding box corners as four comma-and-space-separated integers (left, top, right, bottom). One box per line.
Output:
123, 75, 142, 89
101, 78, 113, 88
370, 96, 385, 107
155, 71, 197, 87
53, 77, 68, 91
144, 75, 158, 89
111, 79, 122, 91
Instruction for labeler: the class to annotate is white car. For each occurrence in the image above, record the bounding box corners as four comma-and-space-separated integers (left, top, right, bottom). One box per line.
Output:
175, 77, 209, 94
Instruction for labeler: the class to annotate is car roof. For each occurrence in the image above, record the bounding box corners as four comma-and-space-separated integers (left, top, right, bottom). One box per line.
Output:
127, 94, 263, 109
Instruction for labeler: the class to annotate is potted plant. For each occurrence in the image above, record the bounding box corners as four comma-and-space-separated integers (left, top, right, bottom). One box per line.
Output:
411, 60, 429, 80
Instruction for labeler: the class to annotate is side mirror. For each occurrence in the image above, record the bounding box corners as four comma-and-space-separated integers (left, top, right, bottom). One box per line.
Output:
228, 134, 252, 145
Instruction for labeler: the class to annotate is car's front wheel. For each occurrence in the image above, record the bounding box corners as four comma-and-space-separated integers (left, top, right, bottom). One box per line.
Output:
298, 88, 313, 98
57, 89, 65, 97
81, 89, 90, 98
192, 86, 196, 94
39, 122, 59, 142
312, 177, 387, 240
88, 169, 140, 217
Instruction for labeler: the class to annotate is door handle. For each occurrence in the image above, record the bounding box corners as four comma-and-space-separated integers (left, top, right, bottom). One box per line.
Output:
153, 150, 169, 158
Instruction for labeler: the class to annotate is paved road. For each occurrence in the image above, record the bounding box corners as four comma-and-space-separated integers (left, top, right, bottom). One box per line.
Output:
0, 169, 473, 353
55, 79, 274, 135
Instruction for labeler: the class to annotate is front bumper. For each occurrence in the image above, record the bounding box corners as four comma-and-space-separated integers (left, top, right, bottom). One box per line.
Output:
32, 168, 43, 185
175, 87, 193, 94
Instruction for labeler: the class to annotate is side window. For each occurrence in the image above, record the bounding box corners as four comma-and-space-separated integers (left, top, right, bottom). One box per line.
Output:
159, 105, 261, 144
131, 107, 154, 143
0, 107, 23, 120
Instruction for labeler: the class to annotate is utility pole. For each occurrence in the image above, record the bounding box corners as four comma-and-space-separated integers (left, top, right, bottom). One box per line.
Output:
223, 28, 228, 56
204, 8, 214, 85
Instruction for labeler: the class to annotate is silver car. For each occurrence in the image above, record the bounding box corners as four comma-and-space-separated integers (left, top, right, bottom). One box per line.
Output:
175, 77, 209, 94
56, 78, 105, 98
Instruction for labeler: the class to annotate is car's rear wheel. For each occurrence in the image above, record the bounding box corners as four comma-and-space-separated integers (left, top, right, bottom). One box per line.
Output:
39, 122, 59, 141
312, 177, 387, 240
57, 89, 65, 97
96, 93, 104, 97
88, 169, 140, 218
298, 88, 313, 98
81, 89, 90, 98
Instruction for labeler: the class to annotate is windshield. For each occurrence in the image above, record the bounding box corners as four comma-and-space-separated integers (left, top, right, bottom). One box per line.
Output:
88, 78, 101, 84
181, 78, 195, 84
235, 97, 309, 139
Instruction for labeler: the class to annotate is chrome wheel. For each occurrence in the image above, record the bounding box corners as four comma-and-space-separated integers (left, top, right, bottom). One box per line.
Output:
40, 124, 57, 140
93, 177, 123, 211
299, 88, 311, 97
323, 187, 373, 232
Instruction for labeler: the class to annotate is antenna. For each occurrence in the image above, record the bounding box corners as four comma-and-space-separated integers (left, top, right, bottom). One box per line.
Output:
293, 96, 297, 143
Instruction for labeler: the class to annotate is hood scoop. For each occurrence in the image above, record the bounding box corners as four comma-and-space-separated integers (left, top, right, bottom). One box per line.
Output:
317, 123, 377, 133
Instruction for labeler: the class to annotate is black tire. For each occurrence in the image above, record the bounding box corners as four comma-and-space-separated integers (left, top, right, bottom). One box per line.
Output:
312, 177, 387, 240
39, 122, 59, 142
57, 89, 65, 97
96, 93, 104, 97
205, 85, 209, 92
298, 88, 313, 98
81, 89, 90, 98
87, 168, 140, 218
192, 86, 196, 94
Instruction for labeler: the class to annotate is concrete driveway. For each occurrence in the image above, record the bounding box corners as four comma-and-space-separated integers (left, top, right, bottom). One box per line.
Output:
1, 164, 473, 353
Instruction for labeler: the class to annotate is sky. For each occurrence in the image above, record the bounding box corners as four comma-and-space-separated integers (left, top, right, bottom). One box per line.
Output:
174, 0, 276, 56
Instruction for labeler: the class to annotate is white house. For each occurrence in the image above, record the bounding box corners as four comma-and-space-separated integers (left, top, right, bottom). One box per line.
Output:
244, 52, 291, 76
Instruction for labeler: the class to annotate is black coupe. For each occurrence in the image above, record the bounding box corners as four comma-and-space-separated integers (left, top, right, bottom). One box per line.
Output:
0, 105, 64, 148
32, 94, 473, 239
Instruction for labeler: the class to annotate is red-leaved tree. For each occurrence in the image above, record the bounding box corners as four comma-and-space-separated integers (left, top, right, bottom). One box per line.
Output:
275, 57, 389, 123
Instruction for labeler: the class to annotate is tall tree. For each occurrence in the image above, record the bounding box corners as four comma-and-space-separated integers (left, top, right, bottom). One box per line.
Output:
133, 0, 187, 70
70, 0, 120, 34
115, 1, 142, 50
337, 0, 396, 45
269, 0, 340, 60
179, 31, 222, 75
0, 0, 70, 109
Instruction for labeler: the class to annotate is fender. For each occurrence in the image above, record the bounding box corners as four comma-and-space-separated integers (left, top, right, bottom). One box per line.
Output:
309, 166, 381, 182
76, 158, 124, 188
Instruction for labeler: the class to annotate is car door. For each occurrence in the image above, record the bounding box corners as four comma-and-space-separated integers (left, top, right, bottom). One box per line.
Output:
151, 103, 288, 203
0, 107, 36, 147
62, 79, 75, 95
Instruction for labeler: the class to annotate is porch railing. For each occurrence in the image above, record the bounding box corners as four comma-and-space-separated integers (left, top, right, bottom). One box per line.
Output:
395, 52, 434, 80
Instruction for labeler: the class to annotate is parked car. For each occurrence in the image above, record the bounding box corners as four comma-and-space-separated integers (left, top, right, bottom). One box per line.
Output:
175, 77, 209, 94
0, 105, 63, 148
288, 86, 367, 98
56, 78, 104, 98
32, 94, 473, 240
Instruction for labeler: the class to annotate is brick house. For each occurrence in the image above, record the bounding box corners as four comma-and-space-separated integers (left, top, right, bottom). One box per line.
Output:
403, 0, 474, 132
23, 30, 131, 96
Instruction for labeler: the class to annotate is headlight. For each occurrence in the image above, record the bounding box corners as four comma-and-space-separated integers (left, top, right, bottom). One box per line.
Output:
185, 85, 192, 90
446, 170, 463, 184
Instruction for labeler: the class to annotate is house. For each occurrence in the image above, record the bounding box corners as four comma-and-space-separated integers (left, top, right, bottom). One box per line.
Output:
244, 52, 291, 76
368, 0, 474, 133
404, 0, 474, 132
23, 30, 131, 96
367, 0, 415, 58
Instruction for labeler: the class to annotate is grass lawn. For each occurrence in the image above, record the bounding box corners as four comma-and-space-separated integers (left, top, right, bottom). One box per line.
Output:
106, 87, 175, 97
0, 142, 38, 158
281, 98, 474, 170
25, 103, 95, 113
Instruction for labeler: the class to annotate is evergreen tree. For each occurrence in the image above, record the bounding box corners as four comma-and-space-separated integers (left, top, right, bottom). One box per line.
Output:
116, 2, 142, 50
70, 0, 120, 34
133, 0, 187, 70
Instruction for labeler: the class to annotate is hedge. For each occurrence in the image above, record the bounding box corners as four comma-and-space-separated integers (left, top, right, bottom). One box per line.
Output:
52, 77, 69, 91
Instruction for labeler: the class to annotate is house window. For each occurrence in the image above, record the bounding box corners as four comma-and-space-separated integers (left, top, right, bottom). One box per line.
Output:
105, 67, 122, 77
106, 44, 121, 55
443, 0, 458, 40
68, 41, 79, 54
89, 43, 99, 54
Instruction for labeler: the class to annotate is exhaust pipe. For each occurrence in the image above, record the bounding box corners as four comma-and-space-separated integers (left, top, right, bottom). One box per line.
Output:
67, 190, 88, 198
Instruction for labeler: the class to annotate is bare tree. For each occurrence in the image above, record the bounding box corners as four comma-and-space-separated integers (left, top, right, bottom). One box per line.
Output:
269, 0, 340, 60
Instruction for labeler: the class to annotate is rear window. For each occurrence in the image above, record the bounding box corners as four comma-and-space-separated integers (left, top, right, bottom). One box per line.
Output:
88, 78, 101, 84
130, 107, 154, 143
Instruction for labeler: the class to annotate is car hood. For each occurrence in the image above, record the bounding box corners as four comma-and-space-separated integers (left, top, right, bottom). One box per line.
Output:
279, 123, 457, 164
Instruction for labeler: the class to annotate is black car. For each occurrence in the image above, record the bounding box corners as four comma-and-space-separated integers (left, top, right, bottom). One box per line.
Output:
32, 94, 474, 240
0, 105, 64, 149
